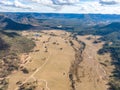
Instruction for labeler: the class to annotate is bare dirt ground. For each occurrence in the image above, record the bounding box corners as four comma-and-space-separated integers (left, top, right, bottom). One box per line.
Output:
7, 30, 114, 90
75, 35, 115, 90
8, 30, 77, 90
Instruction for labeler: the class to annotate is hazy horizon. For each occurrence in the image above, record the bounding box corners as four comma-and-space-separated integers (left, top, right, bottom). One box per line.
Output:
0, 0, 120, 14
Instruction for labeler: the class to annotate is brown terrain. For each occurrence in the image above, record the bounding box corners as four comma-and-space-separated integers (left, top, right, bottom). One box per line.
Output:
7, 30, 114, 90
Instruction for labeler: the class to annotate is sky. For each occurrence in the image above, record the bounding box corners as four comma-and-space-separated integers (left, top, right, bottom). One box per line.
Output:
0, 0, 120, 14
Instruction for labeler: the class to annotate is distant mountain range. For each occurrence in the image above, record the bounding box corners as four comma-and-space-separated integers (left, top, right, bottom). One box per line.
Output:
0, 12, 120, 31
2, 12, 120, 23
0, 15, 33, 30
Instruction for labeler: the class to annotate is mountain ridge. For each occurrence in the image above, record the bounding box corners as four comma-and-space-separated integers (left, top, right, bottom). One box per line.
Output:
0, 15, 33, 30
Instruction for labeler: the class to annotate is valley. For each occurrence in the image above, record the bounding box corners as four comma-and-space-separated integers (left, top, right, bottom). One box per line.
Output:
4, 30, 114, 90
0, 1, 120, 89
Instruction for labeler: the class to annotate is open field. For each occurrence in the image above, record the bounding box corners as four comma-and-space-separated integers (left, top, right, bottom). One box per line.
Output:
8, 30, 77, 90
6, 30, 114, 90
75, 35, 115, 90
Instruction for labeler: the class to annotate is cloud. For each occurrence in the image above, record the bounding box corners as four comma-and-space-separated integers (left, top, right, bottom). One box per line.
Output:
0, 0, 13, 6
30, 0, 53, 5
14, 0, 32, 9
52, 0, 80, 5
0, 0, 120, 14
99, 0, 120, 5
27, 0, 79, 5
57, 1, 120, 14
0, 0, 32, 9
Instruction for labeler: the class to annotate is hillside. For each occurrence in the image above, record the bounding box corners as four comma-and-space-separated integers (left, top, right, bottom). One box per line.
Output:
0, 15, 33, 30
0, 31, 35, 90
1, 13, 120, 32
1, 13, 120, 31
3, 13, 120, 21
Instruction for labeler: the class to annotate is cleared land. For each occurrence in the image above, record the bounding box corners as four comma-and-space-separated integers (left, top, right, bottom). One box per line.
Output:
7, 30, 114, 90
75, 35, 115, 90
8, 30, 76, 90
